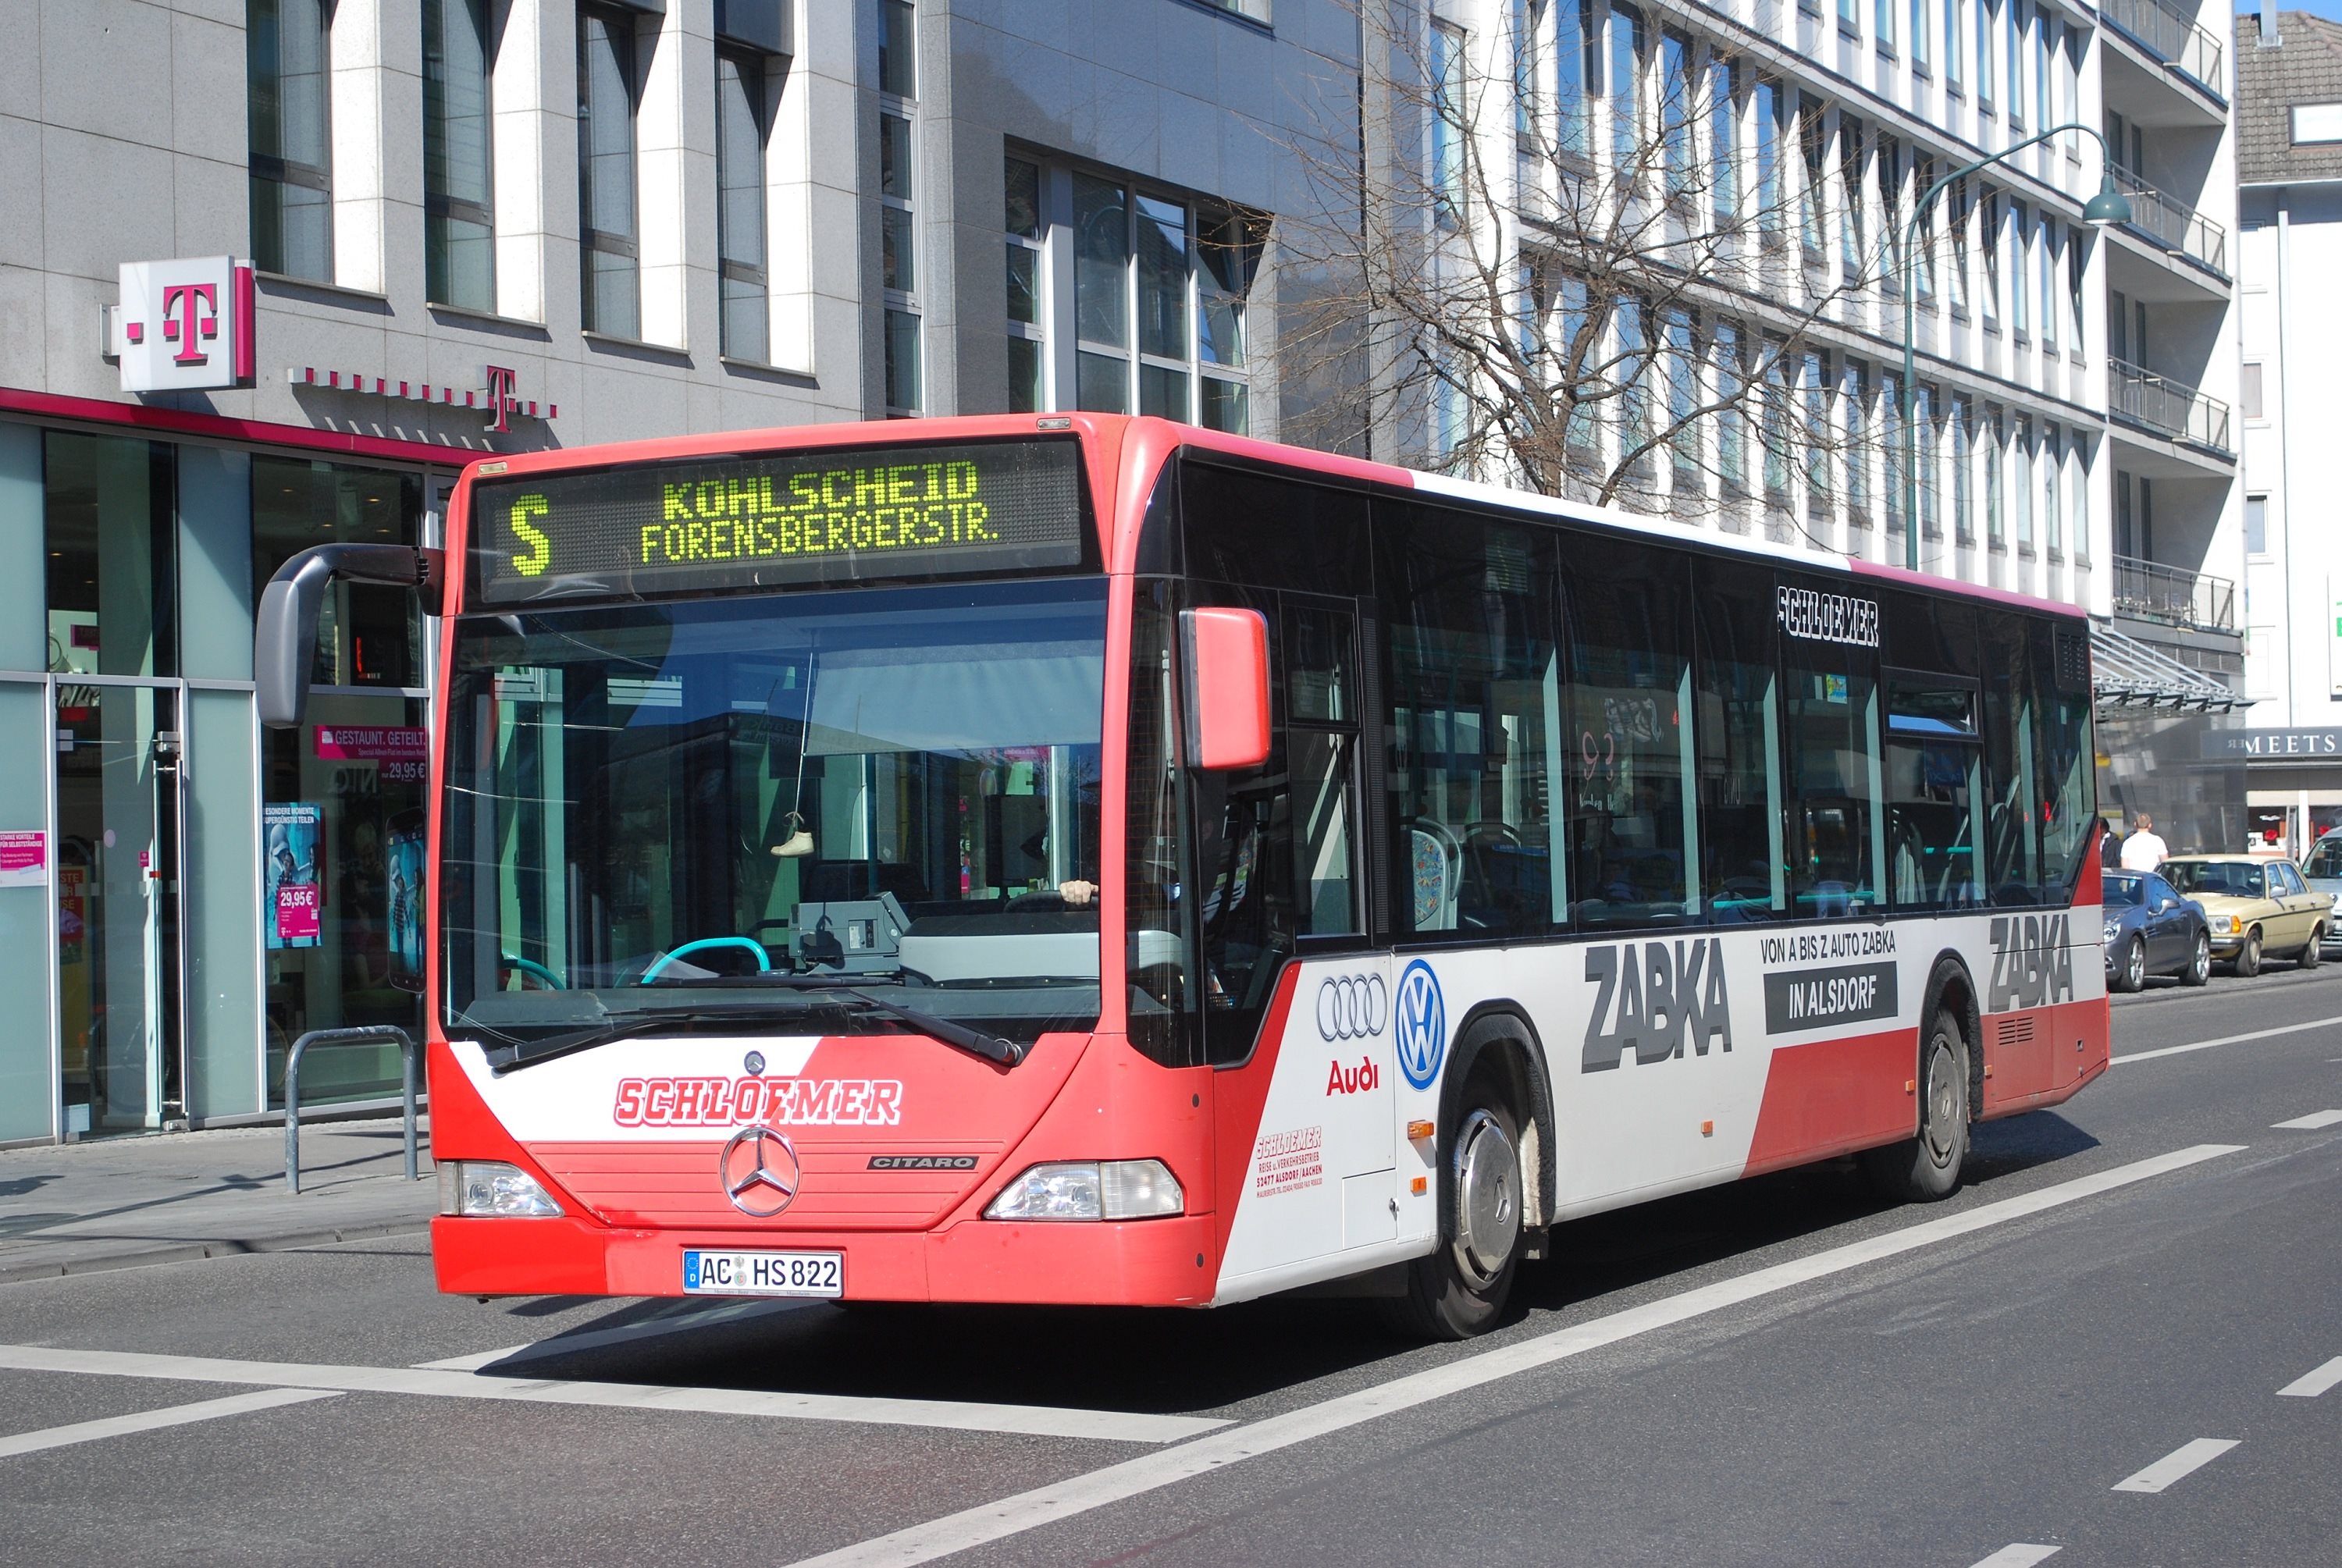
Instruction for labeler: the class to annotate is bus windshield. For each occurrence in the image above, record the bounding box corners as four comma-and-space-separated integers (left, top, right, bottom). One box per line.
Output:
442, 576, 1107, 1047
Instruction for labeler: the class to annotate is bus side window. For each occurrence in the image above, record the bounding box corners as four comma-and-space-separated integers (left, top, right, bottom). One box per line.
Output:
1781, 576, 1885, 917
1692, 565, 1785, 922
1374, 502, 1561, 940
1561, 542, 1696, 930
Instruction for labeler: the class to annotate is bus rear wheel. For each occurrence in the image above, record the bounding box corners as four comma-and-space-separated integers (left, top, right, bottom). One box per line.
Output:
1383, 1069, 1524, 1341
1860, 1008, 1970, 1203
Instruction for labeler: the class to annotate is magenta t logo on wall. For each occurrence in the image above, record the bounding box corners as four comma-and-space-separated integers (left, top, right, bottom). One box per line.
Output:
109, 258, 257, 393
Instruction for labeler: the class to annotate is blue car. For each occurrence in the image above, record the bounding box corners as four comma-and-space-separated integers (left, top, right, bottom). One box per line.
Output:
2102, 871, 2212, 991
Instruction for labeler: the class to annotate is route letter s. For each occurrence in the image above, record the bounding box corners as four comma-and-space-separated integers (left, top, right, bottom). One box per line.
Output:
508, 493, 552, 577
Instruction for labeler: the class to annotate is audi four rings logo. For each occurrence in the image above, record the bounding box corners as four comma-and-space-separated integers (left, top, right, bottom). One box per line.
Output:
1315, 974, 1389, 1041
718, 1124, 803, 1218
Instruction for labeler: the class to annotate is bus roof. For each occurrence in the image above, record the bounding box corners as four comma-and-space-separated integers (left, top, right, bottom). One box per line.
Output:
449, 412, 2086, 623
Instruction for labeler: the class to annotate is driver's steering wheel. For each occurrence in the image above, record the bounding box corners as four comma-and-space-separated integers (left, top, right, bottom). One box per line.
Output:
1006, 890, 1070, 912
639, 937, 773, 984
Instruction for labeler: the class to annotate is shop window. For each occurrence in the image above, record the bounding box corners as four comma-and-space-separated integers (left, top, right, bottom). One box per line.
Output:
252, 459, 428, 1105
251, 459, 425, 688
44, 433, 177, 680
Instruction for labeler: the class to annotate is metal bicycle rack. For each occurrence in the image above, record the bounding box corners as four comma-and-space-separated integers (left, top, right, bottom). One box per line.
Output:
285, 1026, 422, 1195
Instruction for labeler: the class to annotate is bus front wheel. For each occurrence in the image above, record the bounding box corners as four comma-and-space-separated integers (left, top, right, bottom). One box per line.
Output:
1860, 1008, 1970, 1204
1383, 1067, 1525, 1341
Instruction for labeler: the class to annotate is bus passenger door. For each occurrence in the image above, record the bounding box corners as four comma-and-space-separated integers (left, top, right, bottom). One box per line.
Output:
1206, 598, 1397, 1287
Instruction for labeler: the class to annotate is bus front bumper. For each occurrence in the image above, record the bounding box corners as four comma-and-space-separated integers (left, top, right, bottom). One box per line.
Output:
431, 1213, 1222, 1307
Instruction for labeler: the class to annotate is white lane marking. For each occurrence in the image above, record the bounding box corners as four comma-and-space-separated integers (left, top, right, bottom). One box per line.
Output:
2277, 1356, 2342, 1399
412, 1346, 530, 1371
0, 1346, 1225, 1445
0, 1388, 340, 1460
2112, 1438, 2240, 1494
2115, 1016, 2342, 1066
1968, 1546, 2062, 1568
2272, 1109, 2342, 1130
784, 1143, 2245, 1568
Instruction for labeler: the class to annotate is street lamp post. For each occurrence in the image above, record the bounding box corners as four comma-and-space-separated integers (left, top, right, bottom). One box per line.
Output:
1899, 124, 2133, 572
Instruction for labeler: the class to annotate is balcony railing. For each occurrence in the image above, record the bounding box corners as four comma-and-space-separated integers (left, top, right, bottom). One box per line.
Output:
2109, 357, 2233, 455
2100, 0, 2226, 100
2109, 162, 2230, 279
2113, 554, 2237, 635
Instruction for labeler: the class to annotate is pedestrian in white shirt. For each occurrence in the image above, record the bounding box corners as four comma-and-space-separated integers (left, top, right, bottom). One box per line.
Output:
2120, 812, 2169, 872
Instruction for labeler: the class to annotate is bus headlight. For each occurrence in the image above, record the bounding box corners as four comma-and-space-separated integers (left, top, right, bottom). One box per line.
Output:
984, 1160, 1183, 1221
438, 1161, 563, 1218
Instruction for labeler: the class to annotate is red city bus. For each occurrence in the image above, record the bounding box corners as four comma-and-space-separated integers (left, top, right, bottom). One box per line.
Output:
257, 414, 2109, 1339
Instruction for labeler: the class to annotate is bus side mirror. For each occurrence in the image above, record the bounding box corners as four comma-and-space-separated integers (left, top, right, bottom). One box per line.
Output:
257, 544, 445, 730
1180, 606, 1271, 770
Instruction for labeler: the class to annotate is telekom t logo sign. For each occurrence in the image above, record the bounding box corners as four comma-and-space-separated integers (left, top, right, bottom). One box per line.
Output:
160, 282, 221, 365
110, 258, 256, 393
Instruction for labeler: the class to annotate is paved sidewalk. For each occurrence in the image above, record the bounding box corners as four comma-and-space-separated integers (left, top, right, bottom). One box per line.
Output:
0, 1118, 436, 1284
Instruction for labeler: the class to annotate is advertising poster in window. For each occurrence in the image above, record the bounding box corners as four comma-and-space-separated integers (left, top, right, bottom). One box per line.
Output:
264, 803, 323, 949
386, 809, 425, 993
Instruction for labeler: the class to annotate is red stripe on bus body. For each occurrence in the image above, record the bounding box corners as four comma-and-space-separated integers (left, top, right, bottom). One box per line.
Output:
1741, 1026, 1918, 1179
1211, 964, 1305, 1263
1981, 997, 2109, 1117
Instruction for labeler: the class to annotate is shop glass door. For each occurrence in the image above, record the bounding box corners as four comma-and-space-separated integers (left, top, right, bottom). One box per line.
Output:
55, 682, 186, 1136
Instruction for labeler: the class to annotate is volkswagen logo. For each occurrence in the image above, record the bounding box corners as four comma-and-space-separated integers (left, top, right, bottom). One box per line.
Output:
1315, 973, 1389, 1041
1393, 959, 1447, 1090
718, 1125, 803, 1218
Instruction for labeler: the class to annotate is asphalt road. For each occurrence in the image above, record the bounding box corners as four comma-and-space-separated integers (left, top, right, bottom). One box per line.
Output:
5, 969, 2341, 1567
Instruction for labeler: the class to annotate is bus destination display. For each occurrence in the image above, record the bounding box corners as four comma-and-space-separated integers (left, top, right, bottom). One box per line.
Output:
469, 439, 1085, 604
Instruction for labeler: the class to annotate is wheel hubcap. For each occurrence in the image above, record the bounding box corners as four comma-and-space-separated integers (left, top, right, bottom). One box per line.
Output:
1452, 1109, 1522, 1285
2127, 943, 2144, 986
1923, 1037, 1961, 1165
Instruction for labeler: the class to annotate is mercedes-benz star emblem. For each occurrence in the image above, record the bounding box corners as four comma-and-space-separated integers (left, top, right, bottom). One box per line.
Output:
742, 1050, 766, 1076
719, 1125, 802, 1218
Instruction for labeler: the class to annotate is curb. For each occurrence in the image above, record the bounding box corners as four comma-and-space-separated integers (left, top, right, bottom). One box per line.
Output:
0, 1220, 434, 1286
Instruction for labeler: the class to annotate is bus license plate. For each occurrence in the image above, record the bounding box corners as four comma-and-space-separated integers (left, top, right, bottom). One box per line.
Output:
682, 1250, 842, 1298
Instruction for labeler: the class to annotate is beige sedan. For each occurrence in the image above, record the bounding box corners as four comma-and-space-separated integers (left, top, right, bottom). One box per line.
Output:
2158, 855, 2330, 977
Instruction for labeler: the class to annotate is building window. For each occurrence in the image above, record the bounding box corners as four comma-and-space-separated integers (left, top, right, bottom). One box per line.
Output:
2009, 201, 2028, 339
2247, 494, 2269, 556
1985, 409, 2005, 546
1883, 370, 1905, 534
1982, 190, 2002, 329
880, 0, 920, 412
2243, 361, 2265, 421
1709, 59, 1736, 225
1840, 116, 1868, 282
422, 0, 494, 311
1715, 320, 1748, 492
2006, 0, 2024, 124
1876, 0, 1895, 52
1799, 97, 1827, 262
1913, 0, 1931, 72
1947, 0, 1964, 91
2013, 419, 2032, 550
1196, 0, 1272, 20
1845, 361, 1871, 522
1952, 395, 1973, 542
2043, 424, 2062, 556
1977, 0, 1995, 107
248, 0, 333, 281
1556, 0, 1591, 160
1005, 157, 1045, 413
1045, 162, 1258, 432
2067, 232, 2086, 354
578, 5, 642, 338
1608, 8, 1644, 177
1754, 79, 1783, 242
2292, 104, 2342, 144
1430, 22, 1467, 227
1917, 383, 1938, 538
2039, 219, 2056, 352
717, 52, 771, 361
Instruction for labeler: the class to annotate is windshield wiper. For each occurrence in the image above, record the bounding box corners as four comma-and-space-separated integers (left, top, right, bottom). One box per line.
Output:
479, 1004, 834, 1075
645, 972, 1027, 1067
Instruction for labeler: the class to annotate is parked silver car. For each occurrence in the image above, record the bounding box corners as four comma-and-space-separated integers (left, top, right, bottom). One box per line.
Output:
2303, 832, 2342, 955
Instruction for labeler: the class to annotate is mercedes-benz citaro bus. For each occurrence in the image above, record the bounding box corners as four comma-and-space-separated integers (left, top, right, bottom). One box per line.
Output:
254, 414, 2109, 1339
